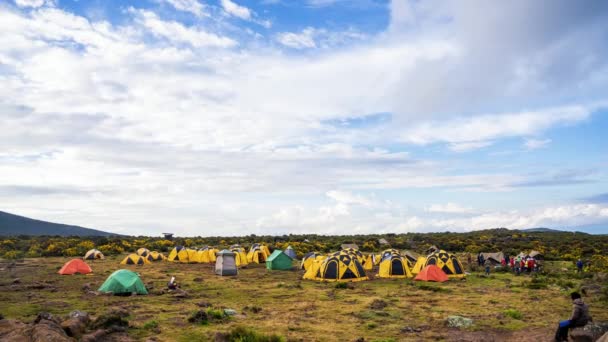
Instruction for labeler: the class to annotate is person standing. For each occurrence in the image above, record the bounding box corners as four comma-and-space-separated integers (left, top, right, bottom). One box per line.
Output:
576, 259, 584, 273
484, 258, 491, 276
555, 292, 592, 342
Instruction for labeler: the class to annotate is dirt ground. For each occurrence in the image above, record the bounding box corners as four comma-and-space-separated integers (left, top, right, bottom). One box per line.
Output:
0, 256, 605, 341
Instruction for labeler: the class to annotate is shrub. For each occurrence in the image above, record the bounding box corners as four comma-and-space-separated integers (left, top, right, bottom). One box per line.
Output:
504, 309, 523, 320
143, 320, 158, 330
221, 326, 285, 342
366, 322, 378, 329
335, 282, 348, 289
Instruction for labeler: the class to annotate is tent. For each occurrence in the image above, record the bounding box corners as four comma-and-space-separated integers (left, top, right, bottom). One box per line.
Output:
378, 254, 412, 278
424, 250, 465, 278
266, 250, 293, 270
362, 254, 376, 271
168, 246, 189, 262
402, 250, 420, 264
479, 252, 504, 265
231, 247, 249, 267
98, 269, 148, 295
136, 248, 150, 257
186, 248, 201, 263
84, 249, 104, 260
215, 250, 237, 276
146, 251, 166, 262
247, 244, 268, 264
303, 257, 325, 280
120, 254, 149, 265
411, 256, 427, 274
284, 246, 297, 259
380, 249, 401, 261
312, 253, 368, 282
341, 243, 359, 250
529, 250, 543, 260
58, 259, 92, 275
207, 247, 219, 263
414, 265, 449, 282
301, 252, 322, 270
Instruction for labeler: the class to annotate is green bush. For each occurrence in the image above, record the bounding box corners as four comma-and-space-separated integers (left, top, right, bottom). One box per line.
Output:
504, 309, 523, 320
143, 320, 158, 330
366, 322, 378, 329
222, 326, 285, 342
335, 282, 348, 289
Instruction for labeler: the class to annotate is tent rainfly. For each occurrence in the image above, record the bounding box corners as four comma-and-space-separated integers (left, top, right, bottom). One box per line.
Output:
266, 250, 293, 270
215, 250, 237, 276
284, 246, 297, 259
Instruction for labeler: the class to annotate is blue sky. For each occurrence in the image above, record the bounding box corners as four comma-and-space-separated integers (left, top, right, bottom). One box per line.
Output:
0, 0, 607, 236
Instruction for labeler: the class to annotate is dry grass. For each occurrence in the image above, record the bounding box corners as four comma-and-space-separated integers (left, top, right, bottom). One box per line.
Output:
0, 256, 606, 341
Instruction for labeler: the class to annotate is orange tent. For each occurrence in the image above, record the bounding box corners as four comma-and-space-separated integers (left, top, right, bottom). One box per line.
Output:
414, 265, 448, 282
58, 259, 92, 275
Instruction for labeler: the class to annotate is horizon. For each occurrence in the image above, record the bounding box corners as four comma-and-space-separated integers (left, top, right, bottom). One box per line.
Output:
1, 0, 608, 236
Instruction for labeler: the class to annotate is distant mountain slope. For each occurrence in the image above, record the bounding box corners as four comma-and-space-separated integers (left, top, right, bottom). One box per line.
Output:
0, 210, 118, 236
521, 227, 565, 233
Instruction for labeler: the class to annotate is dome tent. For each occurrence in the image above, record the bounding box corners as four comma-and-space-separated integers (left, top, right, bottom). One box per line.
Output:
84, 249, 104, 260
215, 250, 237, 276
266, 250, 293, 270
120, 254, 149, 265
247, 244, 268, 264
98, 269, 148, 295
230, 247, 249, 267
414, 265, 449, 282
362, 254, 376, 271
284, 245, 297, 259
168, 246, 189, 262
58, 259, 92, 275
378, 254, 412, 279
424, 250, 465, 278
136, 248, 150, 257
301, 252, 323, 270
146, 251, 166, 262
313, 253, 368, 282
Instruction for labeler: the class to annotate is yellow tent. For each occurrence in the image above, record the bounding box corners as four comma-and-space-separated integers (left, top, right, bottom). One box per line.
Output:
311, 253, 368, 282
207, 248, 219, 262
303, 256, 325, 280
120, 253, 149, 265
136, 248, 150, 257
362, 254, 376, 271
146, 251, 166, 262
301, 252, 323, 270
186, 248, 200, 263
196, 248, 210, 263
411, 256, 426, 274
247, 245, 267, 264
84, 249, 104, 260
231, 247, 248, 267
378, 254, 412, 278
424, 250, 465, 278
168, 246, 189, 263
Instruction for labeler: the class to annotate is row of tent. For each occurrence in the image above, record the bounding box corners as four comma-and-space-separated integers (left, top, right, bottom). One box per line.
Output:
301, 248, 465, 282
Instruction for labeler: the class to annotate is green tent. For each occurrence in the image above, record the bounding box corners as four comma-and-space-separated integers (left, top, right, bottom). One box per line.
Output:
98, 269, 148, 295
266, 250, 293, 270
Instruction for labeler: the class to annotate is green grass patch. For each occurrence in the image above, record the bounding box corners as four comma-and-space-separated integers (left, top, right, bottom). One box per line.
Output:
143, 320, 159, 330
416, 283, 451, 293
504, 309, 523, 320
220, 326, 285, 342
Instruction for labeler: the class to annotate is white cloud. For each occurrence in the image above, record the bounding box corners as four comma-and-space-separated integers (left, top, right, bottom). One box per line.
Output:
220, 0, 251, 20
448, 141, 493, 153
158, 0, 206, 17
14, 0, 51, 8
524, 138, 551, 150
133, 9, 237, 48
427, 203, 473, 214
276, 27, 317, 49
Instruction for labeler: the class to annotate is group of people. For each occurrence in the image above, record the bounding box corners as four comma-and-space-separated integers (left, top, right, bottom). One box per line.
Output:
474, 253, 541, 276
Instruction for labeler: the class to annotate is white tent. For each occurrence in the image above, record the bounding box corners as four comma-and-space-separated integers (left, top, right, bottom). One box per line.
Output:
215, 250, 237, 276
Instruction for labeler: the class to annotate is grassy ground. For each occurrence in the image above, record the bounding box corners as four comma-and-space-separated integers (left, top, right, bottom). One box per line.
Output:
0, 256, 606, 341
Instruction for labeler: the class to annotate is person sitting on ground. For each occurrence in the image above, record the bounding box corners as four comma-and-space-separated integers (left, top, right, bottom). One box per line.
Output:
167, 276, 179, 290
555, 292, 592, 342
576, 259, 584, 273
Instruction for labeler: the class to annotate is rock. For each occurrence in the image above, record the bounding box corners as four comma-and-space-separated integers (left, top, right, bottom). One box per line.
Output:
597, 332, 608, 342
0, 319, 29, 342
82, 283, 91, 292
81, 326, 130, 342
401, 326, 422, 333
31, 314, 72, 342
223, 309, 237, 316
570, 322, 608, 342
90, 309, 129, 330
581, 285, 603, 296
12, 278, 21, 284
61, 318, 87, 339
197, 301, 212, 308
172, 290, 189, 298
369, 299, 388, 310
446, 315, 474, 328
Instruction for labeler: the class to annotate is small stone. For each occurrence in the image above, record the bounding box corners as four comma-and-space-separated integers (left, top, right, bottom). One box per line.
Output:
446, 315, 473, 328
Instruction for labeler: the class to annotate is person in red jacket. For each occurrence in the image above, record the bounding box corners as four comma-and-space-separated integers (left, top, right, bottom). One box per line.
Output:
527, 258, 535, 273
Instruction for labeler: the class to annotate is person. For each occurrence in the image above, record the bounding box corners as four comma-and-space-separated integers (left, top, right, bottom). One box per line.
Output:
479, 254, 485, 267
515, 256, 521, 275
467, 253, 473, 271
168, 276, 178, 290
527, 258, 535, 273
484, 258, 491, 276
555, 292, 592, 342
576, 259, 584, 273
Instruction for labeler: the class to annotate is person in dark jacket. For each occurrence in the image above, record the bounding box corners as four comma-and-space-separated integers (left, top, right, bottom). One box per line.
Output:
576, 259, 584, 273
555, 292, 592, 341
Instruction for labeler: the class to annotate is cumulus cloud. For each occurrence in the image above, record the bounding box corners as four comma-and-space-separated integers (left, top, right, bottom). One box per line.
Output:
157, 0, 206, 17
524, 138, 552, 150
220, 0, 251, 20
14, 0, 51, 8
1, 2, 607, 235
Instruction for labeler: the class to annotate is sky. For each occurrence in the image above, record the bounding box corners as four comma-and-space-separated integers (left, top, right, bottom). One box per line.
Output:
0, 0, 607, 236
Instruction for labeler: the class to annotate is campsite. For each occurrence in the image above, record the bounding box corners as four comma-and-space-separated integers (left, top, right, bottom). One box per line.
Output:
1, 231, 607, 341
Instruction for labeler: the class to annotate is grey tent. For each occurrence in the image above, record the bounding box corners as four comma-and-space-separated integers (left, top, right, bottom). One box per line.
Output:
529, 250, 543, 260
402, 250, 420, 264
215, 250, 237, 276
341, 243, 359, 250
479, 252, 505, 265
284, 245, 297, 259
